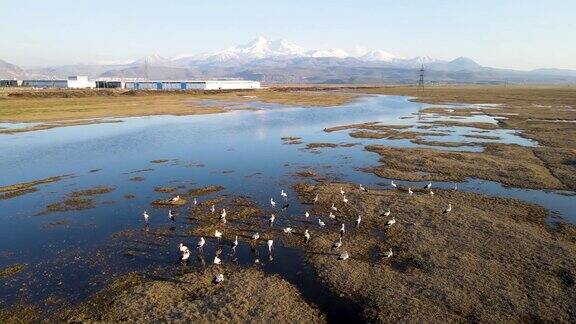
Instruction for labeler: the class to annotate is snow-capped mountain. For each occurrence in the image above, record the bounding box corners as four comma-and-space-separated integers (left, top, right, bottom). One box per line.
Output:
130, 37, 402, 65
10, 36, 576, 84
359, 50, 400, 62
130, 54, 174, 67
305, 48, 349, 58
206, 36, 308, 62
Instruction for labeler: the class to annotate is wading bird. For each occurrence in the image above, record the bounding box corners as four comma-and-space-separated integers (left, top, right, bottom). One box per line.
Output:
391, 180, 397, 188
340, 223, 345, 237
214, 274, 224, 284
197, 237, 205, 250
453, 183, 458, 190
342, 195, 348, 204
210, 204, 215, 214
382, 209, 391, 217
270, 198, 276, 208
304, 229, 310, 244
193, 197, 197, 206
305, 211, 310, 218
331, 203, 338, 212
220, 209, 227, 224
281, 190, 288, 200
181, 247, 190, 261
213, 255, 221, 265
385, 217, 396, 227
329, 212, 336, 219
408, 187, 413, 195
338, 251, 349, 261
168, 210, 175, 222
269, 214, 275, 227
332, 237, 343, 250
442, 203, 452, 214
232, 236, 238, 252
424, 182, 432, 190
169, 195, 180, 203
283, 227, 293, 234
179, 243, 188, 253
214, 230, 223, 240
313, 194, 319, 203
318, 219, 326, 227
359, 184, 368, 192
340, 187, 345, 195
267, 239, 274, 253
355, 215, 361, 228
143, 211, 149, 223
430, 190, 435, 196
383, 248, 393, 259
252, 232, 260, 241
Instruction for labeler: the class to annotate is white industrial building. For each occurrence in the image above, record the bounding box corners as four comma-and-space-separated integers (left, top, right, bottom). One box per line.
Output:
6, 76, 260, 90
22, 76, 95, 89
121, 80, 260, 90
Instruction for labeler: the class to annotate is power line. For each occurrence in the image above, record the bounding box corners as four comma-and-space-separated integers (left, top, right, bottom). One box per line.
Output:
417, 64, 425, 91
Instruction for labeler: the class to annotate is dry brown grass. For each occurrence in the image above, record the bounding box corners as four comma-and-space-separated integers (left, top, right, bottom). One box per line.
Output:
41, 186, 115, 214
0, 88, 356, 125
188, 185, 225, 196
365, 143, 565, 189
337, 86, 576, 191
294, 182, 576, 323
0, 264, 26, 279
0, 175, 70, 200
65, 267, 325, 323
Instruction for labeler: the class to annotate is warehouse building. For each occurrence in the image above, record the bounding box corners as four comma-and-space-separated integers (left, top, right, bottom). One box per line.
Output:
22, 76, 95, 89
121, 80, 260, 90
95, 80, 125, 89
8, 77, 259, 90
0, 79, 22, 87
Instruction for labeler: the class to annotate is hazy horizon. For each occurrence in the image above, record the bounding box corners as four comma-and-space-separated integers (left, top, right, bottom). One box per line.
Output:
2, 0, 575, 70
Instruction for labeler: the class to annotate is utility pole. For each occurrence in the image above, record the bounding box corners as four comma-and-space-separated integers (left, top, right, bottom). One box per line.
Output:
416, 64, 425, 120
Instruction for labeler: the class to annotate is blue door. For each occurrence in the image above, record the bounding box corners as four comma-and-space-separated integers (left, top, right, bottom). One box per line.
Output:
157, 82, 163, 90
181, 82, 186, 90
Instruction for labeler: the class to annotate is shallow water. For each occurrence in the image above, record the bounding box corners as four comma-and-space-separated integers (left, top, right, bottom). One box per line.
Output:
0, 95, 573, 318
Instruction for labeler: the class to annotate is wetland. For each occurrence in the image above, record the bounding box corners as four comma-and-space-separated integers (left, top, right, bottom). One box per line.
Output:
0, 86, 574, 322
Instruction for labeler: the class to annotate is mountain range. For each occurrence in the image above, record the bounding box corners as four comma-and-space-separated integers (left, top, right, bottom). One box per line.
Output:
2, 37, 576, 84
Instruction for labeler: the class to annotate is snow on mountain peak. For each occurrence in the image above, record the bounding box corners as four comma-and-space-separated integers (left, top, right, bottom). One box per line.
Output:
129, 37, 440, 66
307, 48, 349, 58
360, 50, 399, 62
208, 36, 308, 61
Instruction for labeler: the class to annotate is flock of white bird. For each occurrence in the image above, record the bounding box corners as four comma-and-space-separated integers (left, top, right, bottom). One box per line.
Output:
142, 181, 452, 284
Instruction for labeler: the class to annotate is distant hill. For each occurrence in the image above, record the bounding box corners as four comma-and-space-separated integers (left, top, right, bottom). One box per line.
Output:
3, 37, 576, 84
0, 59, 27, 79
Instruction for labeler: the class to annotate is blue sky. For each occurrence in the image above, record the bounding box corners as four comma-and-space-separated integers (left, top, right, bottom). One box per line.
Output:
2, 0, 575, 69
